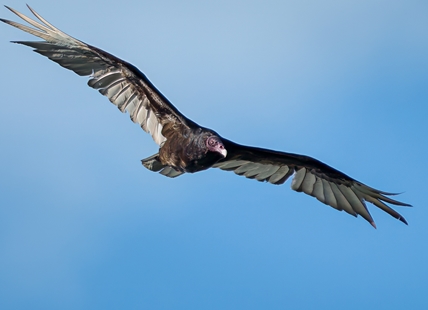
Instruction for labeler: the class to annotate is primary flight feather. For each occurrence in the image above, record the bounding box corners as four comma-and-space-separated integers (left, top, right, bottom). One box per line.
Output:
1, 5, 411, 227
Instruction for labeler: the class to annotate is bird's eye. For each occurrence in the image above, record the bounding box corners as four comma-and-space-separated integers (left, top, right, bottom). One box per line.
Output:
208, 137, 216, 146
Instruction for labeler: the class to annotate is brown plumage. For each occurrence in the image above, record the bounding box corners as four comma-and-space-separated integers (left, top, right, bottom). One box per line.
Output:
1, 5, 411, 227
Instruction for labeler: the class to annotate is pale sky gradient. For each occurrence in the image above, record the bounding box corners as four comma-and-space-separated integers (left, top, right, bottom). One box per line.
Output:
1, 1, 427, 309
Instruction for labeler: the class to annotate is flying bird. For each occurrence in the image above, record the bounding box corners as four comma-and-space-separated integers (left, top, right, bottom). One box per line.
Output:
1, 5, 411, 227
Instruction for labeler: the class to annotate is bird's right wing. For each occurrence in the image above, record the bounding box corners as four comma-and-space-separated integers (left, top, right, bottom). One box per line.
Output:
1, 5, 197, 145
214, 139, 410, 227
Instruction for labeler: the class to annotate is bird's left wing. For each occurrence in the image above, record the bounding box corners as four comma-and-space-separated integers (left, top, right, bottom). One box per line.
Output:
1, 5, 197, 145
214, 139, 410, 227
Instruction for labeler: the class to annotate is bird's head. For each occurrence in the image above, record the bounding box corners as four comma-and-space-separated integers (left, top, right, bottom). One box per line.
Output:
206, 135, 227, 158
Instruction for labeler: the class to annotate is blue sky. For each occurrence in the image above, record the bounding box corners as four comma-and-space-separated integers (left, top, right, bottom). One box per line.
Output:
0, 0, 427, 309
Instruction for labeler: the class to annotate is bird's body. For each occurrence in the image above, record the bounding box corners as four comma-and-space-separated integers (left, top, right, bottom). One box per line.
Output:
1, 5, 411, 227
157, 126, 226, 174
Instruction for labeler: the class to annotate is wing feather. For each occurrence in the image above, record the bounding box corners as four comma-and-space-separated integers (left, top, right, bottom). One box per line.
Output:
321, 179, 338, 209
268, 166, 294, 185
312, 177, 325, 203
291, 168, 306, 191
330, 183, 356, 216
1, 5, 197, 145
300, 171, 317, 195
255, 165, 280, 181
215, 160, 251, 170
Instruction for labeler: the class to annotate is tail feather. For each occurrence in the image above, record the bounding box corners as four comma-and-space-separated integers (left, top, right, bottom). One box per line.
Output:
141, 153, 184, 178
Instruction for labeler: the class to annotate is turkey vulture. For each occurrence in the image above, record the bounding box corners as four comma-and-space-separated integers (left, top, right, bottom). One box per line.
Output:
1, 5, 410, 227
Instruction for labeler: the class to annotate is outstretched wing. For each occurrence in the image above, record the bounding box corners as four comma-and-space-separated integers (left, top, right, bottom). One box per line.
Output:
214, 139, 410, 227
0, 5, 197, 145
